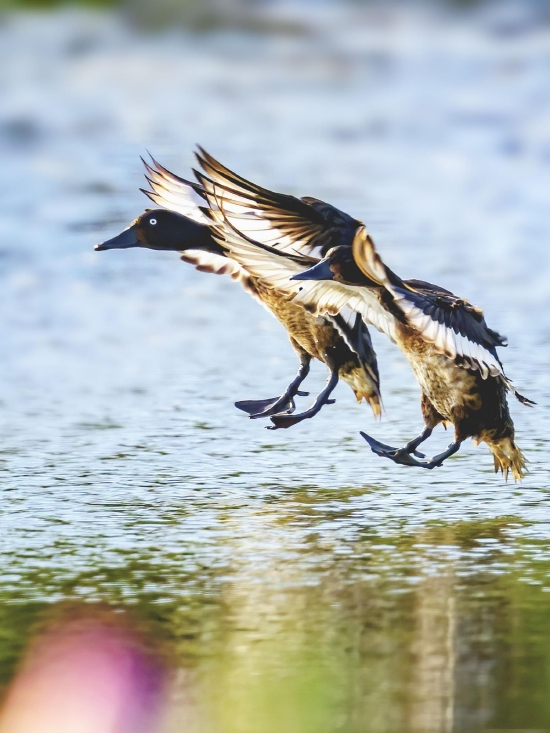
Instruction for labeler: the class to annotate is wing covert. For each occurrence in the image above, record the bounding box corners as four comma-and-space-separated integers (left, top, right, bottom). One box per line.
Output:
195, 147, 361, 257
392, 281, 506, 378
214, 215, 397, 340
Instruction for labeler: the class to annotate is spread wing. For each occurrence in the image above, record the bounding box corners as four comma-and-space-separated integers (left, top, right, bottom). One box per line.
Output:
392, 278, 533, 401
331, 308, 381, 405
351, 229, 508, 380
194, 146, 362, 257
214, 216, 397, 342
391, 281, 506, 379
140, 156, 208, 224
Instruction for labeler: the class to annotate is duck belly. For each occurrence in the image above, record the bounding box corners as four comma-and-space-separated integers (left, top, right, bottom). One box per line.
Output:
255, 283, 339, 361
396, 328, 523, 477
408, 349, 482, 421
396, 327, 483, 424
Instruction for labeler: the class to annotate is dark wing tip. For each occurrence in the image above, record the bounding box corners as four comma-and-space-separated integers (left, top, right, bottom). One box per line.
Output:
139, 188, 158, 205
193, 167, 208, 186
194, 148, 208, 168
200, 206, 216, 222
195, 145, 215, 166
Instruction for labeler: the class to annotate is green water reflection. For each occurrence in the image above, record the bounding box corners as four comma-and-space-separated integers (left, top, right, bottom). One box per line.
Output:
2, 509, 550, 733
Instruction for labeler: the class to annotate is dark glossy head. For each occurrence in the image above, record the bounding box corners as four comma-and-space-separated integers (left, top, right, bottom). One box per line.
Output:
95, 209, 220, 254
292, 246, 375, 286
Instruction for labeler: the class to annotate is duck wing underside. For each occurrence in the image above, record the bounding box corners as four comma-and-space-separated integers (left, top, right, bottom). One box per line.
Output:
139, 153, 350, 278
331, 308, 381, 395
215, 216, 356, 308
194, 147, 362, 258
391, 281, 506, 379
214, 213, 397, 345
349, 228, 511, 381
393, 281, 533, 402
140, 155, 209, 224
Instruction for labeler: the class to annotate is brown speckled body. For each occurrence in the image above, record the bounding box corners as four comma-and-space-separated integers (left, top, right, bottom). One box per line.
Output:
252, 280, 335, 361
395, 322, 512, 438
248, 278, 379, 410
394, 322, 524, 478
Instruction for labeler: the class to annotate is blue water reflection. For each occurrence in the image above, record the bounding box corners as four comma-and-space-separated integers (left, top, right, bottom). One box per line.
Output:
0, 4, 549, 731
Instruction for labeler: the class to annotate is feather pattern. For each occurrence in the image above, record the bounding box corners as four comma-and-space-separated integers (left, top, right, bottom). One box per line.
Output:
195, 146, 362, 258
391, 283, 505, 378
179, 250, 242, 279
140, 156, 209, 224
214, 219, 397, 341
349, 231, 507, 379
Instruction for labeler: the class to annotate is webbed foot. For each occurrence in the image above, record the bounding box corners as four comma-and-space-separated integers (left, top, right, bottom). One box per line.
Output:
360, 431, 461, 470
268, 398, 336, 429
235, 391, 309, 419
268, 370, 340, 430
359, 432, 425, 460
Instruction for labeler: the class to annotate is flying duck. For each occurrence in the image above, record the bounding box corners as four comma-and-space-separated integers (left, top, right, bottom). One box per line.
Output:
95, 151, 381, 429
217, 216, 533, 480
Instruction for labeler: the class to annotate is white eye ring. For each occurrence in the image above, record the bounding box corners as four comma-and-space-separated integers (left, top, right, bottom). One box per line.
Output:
149, 218, 157, 225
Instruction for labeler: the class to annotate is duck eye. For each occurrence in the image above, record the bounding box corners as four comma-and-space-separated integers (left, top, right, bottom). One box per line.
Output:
149, 218, 157, 226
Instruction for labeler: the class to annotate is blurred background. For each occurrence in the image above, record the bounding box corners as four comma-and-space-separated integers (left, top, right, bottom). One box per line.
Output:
1, 0, 550, 731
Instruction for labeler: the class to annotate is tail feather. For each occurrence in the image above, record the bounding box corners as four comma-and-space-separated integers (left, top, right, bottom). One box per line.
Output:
367, 395, 382, 419
503, 377, 536, 407
487, 437, 527, 481
513, 390, 536, 407
361, 392, 382, 419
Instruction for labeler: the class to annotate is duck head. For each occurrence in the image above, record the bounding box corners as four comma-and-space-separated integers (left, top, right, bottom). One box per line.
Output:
95, 209, 219, 253
292, 246, 374, 286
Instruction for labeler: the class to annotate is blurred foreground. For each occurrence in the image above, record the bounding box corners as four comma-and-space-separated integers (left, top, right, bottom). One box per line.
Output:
1, 2, 550, 732
0, 609, 167, 733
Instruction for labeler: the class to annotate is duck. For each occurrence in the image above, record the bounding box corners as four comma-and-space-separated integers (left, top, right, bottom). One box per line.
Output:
95, 150, 381, 429
216, 212, 533, 480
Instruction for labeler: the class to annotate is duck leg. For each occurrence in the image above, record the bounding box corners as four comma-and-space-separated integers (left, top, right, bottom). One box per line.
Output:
360, 429, 463, 470
268, 371, 338, 429
235, 353, 311, 419
268, 358, 339, 430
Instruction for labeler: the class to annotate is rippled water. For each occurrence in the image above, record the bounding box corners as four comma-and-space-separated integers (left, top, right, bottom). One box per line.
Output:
1, 5, 550, 731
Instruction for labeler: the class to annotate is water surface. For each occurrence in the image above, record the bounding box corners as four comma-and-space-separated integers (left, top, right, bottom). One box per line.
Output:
1, 6, 550, 731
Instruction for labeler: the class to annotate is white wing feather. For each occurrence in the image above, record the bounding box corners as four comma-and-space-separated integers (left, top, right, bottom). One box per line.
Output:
216, 224, 397, 340
142, 159, 209, 224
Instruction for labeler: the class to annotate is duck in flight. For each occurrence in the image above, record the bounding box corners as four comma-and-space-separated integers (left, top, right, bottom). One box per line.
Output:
217, 215, 533, 480
95, 150, 381, 429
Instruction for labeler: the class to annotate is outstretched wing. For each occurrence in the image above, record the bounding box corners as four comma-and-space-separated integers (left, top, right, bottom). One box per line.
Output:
350, 229, 507, 379
392, 281, 506, 379
195, 147, 362, 257
140, 156, 208, 224
394, 280, 533, 401
213, 216, 397, 341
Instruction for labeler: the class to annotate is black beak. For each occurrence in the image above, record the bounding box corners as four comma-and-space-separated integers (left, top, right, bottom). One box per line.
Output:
95, 225, 140, 251
291, 260, 334, 281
